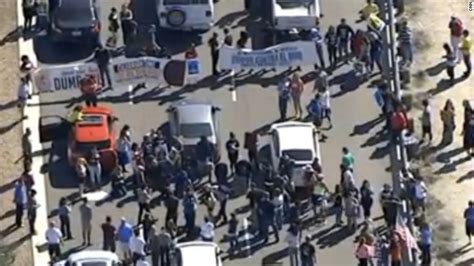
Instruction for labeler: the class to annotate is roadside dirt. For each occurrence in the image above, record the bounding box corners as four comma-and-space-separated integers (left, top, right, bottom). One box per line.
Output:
406, 0, 474, 265
0, 0, 33, 265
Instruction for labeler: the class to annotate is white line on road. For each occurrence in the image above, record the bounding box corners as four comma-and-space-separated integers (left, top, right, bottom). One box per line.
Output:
128, 84, 134, 104
231, 89, 237, 102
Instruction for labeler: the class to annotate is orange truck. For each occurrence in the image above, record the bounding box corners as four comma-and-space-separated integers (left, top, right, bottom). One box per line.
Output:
39, 106, 118, 173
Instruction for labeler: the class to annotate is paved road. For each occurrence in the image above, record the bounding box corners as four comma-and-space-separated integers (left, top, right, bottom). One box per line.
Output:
34, 0, 391, 265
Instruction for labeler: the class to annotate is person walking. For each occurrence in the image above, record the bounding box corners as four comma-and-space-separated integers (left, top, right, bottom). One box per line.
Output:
200, 216, 215, 242
336, 18, 354, 61
442, 43, 457, 82
272, 188, 285, 230
14, 178, 28, 228
333, 184, 344, 226
277, 75, 291, 120
464, 201, 474, 244
208, 32, 220, 76
129, 228, 146, 264
440, 99, 456, 145
117, 218, 133, 262
300, 236, 317, 266
325, 26, 338, 68
420, 99, 433, 143
215, 184, 230, 224
136, 185, 151, 223
183, 189, 198, 236
79, 198, 93, 246
286, 223, 301, 266
101, 216, 116, 252
94, 45, 113, 89
45, 221, 63, 262
449, 16, 464, 62
27, 189, 38, 235
58, 197, 73, 240
290, 73, 304, 120
359, 180, 374, 221
80, 75, 100, 107
225, 132, 240, 173
460, 29, 472, 78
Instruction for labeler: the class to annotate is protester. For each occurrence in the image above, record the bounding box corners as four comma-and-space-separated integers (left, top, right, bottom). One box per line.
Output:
14, 178, 27, 228
17, 77, 30, 112
45, 221, 63, 262
129, 228, 146, 264
419, 222, 433, 265
277, 75, 291, 120
58, 197, 73, 240
183, 189, 198, 236
420, 99, 433, 143
80, 75, 100, 107
355, 237, 374, 266
397, 21, 414, 64
325, 25, 338, 67
336, 18, 354, 61
200, 216, 215, 242
227, 213, 239, 254
27, 189, 38, 235
225, 132, 240, 173
208, 32, 220, 76
464, 201, 474, 244
136, 185, 151, 223
462, 100, 474, 156
79, 198, 93, 246
359, 180, 374, 221
442, 43, 457, 81
310, 27, 326, 69
117, 218, 133, 261
460, 29, 472, 78
22, 0, 36, 31
300, 236, 317, 266
286, 223, 301, 266
101, 216, 116, 252
290, 73, 305, 120
94, 45, 113, 89
120, 4, 134, 45
448, 16, 464, 61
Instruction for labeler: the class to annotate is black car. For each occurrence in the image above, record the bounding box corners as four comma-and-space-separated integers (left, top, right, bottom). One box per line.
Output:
49, 0, 100, 43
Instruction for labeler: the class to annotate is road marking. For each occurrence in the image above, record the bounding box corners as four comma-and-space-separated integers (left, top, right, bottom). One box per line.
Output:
242, 218, 252, 257
231, 89, 237, 102
17, 3, 50, 265
128, 84, 134, 104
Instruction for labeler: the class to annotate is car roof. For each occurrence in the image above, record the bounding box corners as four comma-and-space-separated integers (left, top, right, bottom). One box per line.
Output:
74, 113, 110, 143
58, 0, 93, 9
271, 122, 315, 152
172, 102, 213, 125
176, 241, 220, 266
67, 250, 119, 262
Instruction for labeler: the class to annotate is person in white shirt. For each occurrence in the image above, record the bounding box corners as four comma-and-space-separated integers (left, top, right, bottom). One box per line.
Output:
414, 177, 428, 212
17, 77, 30, 110
319, 85, 332, 128
285, 224, 301, 266
129, 228, 146, 263
136, 257, 150, 266
45, 221, 63, 262
200, 216, 215, 242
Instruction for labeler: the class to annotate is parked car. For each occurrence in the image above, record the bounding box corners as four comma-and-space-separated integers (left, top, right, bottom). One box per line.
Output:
175, 241, 223, 266
166, 100, 221, 162
157, 0, 214, 31
48, 0, 101, 43
39, 106, 118, 173
257, 121, 321, 198
54, 250, 121, 266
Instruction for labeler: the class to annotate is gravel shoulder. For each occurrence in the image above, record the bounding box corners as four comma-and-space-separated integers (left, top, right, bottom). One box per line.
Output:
407, 1, 474, 265
0, 0, 34, 265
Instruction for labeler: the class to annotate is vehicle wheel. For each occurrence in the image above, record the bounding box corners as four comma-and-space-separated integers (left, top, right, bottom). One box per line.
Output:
166, 9, 186, 27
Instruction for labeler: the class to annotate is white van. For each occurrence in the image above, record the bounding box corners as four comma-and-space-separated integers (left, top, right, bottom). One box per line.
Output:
157, 0, 214, 31
271, 0, 321, 30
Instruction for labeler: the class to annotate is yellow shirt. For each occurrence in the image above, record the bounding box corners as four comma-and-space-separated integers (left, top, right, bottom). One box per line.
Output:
68, 110, 83, 123
368, 14, 384, 31
360, 3, 379, 19
460, 37, 473, 55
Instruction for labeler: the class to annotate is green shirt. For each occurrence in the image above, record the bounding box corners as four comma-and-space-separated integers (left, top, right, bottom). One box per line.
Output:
342, 153, 355, 168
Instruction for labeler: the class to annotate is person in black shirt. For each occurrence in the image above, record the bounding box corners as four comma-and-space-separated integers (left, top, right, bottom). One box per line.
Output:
196, 136, 215, 183
165, 191, 179, 225
208, 32, 220, 76
325, 25, 339, 68
94, 46, 113, 89
225, 132, 240, 173
300, 236, 317, 266
227, 213, 239, 254
336, 18, 355, 61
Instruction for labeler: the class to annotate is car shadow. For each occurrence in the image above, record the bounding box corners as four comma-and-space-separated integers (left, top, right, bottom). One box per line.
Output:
43, 139, 77, 189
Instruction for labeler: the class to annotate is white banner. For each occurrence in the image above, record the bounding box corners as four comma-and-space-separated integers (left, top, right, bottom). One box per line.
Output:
110, 56, 164, 88
218, 41, 318, 71
33, 63, 100, 93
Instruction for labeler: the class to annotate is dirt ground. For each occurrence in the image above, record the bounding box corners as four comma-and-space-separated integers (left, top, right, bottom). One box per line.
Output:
0, 0, 33, 265
406, 0, 474, 265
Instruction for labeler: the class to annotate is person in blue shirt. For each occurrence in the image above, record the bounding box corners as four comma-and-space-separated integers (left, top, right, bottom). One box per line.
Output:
277, 76, 291, 120
307, 94, 323, 129
183, 189, 198, 236
419, 222, 432, 265
116, 218, 133, 261
174, 170, 191, 198
14, 179, 28, 227
259, 195, 279, 244
464, 201, 474, 244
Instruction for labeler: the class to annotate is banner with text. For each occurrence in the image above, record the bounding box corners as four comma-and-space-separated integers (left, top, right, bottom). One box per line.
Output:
218, 41, 318, 71
110, 56, 164, 88
33, 63, 101, 93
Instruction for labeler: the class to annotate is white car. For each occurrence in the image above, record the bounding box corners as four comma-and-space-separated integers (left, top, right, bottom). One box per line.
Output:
271, 0, 321, 30
258, 121, 321, 187
54, 250, 121, 266
175, 241, 223, 266
157, 0, 215, 31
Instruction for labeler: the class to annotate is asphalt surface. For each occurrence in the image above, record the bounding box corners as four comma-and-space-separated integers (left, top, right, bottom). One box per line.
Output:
34, 0, 391, 265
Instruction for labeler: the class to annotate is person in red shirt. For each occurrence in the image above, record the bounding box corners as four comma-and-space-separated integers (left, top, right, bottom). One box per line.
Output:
185, 43, 198, 59
391, 105, 408, 141
351, 30, 366, 59
449, 16, 464, 61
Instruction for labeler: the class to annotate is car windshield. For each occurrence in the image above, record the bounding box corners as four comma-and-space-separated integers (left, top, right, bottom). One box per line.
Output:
56, 0, 95, 27
282, 149, 313, 162
76, 140, 111, 154
179, 123, 212, 139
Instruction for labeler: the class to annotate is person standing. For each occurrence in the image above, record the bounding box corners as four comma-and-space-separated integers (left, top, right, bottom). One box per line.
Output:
136, 185, 151, 223
45, 221, 63, 262
27, 189, 38, 235
355, 237, 373, 266
183, 189, 198, 236
397, 21, 414, 64
117, 125, 132, 172
58, 197, 73, 240
120, 4, 134, 45
196, 136, 215, 183
259, 194, 279, 243
310, 27, 326, 69
421, 99, 433, 143
17, 77, 30, 113
200, 216, 215, 242
75, 158, 87, 196
336, 18, 354, 61
87, 146, 102, 189
440, 99, 456, 145
462, 100, 474, 156
227, 213, 239, 254
300, 236, 317, 266
464, 201, 474, 244
277, 75, 291, 120
156, 227, 173, 266
165, 192, 179, 225
101, 216, 116, 252
333, 184, 344, 226
341, 147, 355, 170
223, 27, 233, 46
359, 180, 374, 221
94, 45, 113, 89
442, 43, 457, 82
108, 7, 120, 33
215, 184, 230, 224
419, 222, 432, 265
272, 188, 285, 230
117, 218, 133, 262
208, 32, 220, 76
79, 198, 93, 246
286, 223, 301, 266
225, 132, 240, 173
460, 29, 472, 78
13, 179, 27, 228
80, 75, 100, 107
448, 16, 464, 62
22, 0, 35, 32
325, 26, 338, 68
317, 76, 332, 128
290, 73, 304, 120
129, 228, 146, 264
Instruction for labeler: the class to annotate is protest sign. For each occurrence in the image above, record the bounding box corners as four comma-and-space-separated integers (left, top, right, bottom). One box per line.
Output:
33, 63, 100, 93
109, 56, 163, 87
186, 58, 201, 84
218, 41, 318, 71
